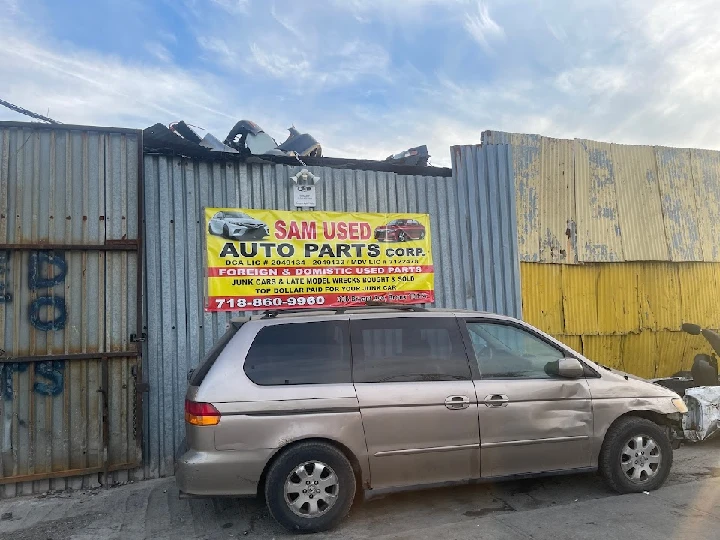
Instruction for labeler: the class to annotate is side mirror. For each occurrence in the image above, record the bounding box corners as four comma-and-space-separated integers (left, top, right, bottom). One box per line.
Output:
545, 358, 584, 379
682, 322, 702, 335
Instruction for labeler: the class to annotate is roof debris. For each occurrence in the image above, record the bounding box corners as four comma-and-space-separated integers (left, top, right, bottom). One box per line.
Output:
161, 118, 322, 159
143, 118, 437, 174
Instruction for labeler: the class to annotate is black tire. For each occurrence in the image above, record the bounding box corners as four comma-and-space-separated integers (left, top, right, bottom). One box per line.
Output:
222, 225, 230, 239
265, 442, 356, 533
419, 231, 425, 240
397, 231, 407, 242
599, 416, 672, 494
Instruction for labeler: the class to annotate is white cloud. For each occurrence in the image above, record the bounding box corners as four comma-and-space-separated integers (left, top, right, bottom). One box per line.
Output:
2, 0, 20, 16
195, 23, 390, 88
4, 0, 720, 168
196, 36, 238, 69
144, 41, 173, 63
463, 1, 505, 52
158, 30, 177, 44
533, 0, 720, 147
545, 21, 567, 43
0, 34, 236, 131
246, 40, 389, 87
335, 0, 470, 19
248, 43, 311, 78
209, 0, 249, 16
328, 41, 391, 84
554, 66, 629, 96
270, 3, 304, 39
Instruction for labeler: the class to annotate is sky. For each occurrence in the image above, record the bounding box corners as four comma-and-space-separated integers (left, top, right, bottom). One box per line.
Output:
1, 0, 719, 166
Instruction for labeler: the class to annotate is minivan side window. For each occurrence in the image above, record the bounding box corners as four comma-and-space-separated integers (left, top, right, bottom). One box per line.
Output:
351, 317, 471, 383
465, 322, 565, 379
244, 321, 351, 385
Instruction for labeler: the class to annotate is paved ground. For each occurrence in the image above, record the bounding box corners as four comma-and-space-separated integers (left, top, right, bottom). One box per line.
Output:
1, 438, 719, 540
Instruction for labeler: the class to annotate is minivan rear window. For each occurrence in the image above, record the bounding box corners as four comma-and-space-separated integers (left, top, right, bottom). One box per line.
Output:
243, 321, 351, 385
189, 323, 241, 386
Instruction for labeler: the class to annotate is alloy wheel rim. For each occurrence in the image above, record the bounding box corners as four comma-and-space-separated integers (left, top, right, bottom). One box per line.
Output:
284, 461, 339, 518
620, 434, 662, 484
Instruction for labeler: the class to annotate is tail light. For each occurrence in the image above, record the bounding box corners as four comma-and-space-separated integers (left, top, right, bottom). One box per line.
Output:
185, 399, 221, 426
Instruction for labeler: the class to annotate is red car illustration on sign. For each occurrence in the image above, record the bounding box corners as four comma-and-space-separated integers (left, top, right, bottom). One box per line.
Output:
374, 219, 426, 242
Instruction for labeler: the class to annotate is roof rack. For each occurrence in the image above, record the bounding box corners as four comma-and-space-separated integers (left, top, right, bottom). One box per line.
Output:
261, 302, 428, 319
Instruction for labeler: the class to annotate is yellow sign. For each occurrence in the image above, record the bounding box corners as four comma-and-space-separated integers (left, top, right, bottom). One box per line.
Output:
205, 208, 434, 311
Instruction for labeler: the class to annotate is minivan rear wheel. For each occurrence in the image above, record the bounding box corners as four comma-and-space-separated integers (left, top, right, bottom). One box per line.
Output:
599, 417, 672, 494
265, 442, 356, 533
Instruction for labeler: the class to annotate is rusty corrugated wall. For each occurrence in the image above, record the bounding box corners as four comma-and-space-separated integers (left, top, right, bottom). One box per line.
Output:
483, 130, 720, 264
575, 140, 623, 262
485, 130, 720, 377
612, 144, 668, 261
0, 122, 143, 497
142, 146, 521, 477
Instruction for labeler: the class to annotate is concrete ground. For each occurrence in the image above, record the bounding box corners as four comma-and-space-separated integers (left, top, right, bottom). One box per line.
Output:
1, 438, 719, 540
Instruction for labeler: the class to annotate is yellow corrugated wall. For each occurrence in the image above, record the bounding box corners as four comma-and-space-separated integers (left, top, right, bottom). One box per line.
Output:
523, 262, 719, 377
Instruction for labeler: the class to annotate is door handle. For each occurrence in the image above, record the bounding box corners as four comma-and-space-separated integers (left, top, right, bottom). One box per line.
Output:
483, 394, 509, 407
445, 395, 470, 410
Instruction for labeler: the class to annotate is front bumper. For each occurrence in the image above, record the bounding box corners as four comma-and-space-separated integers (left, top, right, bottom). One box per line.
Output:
228, 228, 268, 240
176, 448, 275, 497
374, 231, 397, 241
683, 386, 720, 442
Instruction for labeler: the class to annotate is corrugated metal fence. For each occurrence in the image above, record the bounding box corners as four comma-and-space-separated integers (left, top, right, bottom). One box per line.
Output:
451, 145, 521, 315
482, 130, 720, 264
143, 144, 520, 477
523, 262, 720, 378
0, 123, 143, 497
484, 129, 720, 378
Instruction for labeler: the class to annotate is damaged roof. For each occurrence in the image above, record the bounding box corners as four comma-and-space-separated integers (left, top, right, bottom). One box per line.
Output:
143, 123, 452, 177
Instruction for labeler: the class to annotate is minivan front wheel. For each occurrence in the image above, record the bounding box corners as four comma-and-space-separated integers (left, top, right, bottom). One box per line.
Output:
265, 442, 356, 533
599, 417, 672, 494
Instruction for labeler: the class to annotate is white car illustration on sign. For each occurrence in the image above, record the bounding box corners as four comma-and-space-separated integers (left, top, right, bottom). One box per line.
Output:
207, 211, 270, 240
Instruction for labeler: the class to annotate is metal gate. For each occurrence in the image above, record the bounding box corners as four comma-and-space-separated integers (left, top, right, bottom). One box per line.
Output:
0, 123, 144, 496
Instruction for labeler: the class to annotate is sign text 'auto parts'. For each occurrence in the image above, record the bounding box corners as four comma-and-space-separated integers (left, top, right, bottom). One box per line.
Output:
205, 208, 434, 311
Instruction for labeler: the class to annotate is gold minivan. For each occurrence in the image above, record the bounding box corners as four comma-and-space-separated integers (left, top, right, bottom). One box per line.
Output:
177, 307, 686, 533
